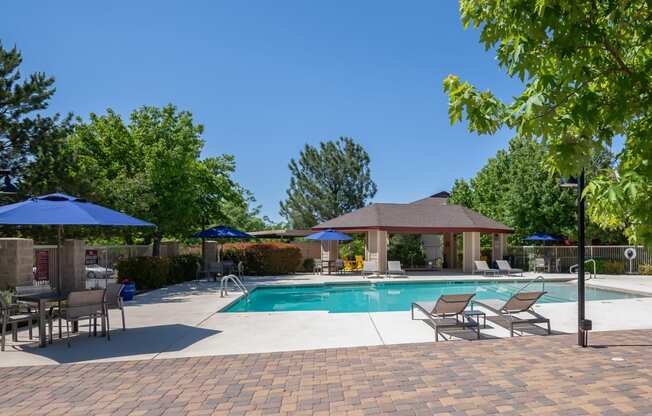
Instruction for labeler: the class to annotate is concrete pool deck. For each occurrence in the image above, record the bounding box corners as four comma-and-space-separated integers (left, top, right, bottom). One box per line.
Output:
1, 272, 652, 367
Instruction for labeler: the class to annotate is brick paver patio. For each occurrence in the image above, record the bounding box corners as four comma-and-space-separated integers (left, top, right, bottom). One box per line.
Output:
2, 330, 652, 415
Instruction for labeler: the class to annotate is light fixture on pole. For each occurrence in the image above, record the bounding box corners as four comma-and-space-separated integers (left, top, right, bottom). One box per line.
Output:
560, 170, 591, 347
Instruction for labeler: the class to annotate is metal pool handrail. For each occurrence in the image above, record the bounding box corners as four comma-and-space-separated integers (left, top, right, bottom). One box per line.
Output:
220, 274, 248, 298
512, 275, 546, 295
570, 259, 597, 280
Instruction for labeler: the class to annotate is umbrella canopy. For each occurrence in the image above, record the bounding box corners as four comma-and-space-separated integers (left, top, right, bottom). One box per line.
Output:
193, 225, 253, 239
305, 229, 352, 241
0, 193, 155, 226
524, 233, 565, 242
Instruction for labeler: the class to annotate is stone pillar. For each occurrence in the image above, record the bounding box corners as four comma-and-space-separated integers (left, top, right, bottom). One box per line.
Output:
204, 241, 217, 265
160, 241, 180, 257
444, 232, 457, 269
0, 238, 34, 289
462, 232, 481, 274
60, 239, 86, 293
492, 234, 507, 262
364, 230, 388, 273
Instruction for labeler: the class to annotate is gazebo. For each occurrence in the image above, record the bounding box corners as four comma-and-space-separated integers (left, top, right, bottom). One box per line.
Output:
312, 192, 513, 273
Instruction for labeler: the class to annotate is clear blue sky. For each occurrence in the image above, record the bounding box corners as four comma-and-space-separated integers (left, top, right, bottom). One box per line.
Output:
3, 1, 522, 222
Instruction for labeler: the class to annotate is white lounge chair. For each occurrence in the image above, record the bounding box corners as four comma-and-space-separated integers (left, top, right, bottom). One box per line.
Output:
386, 261, 407, 278
473, 260, 500, 276
362, 260, 380, 278
533, 258, 548, 273
496, 260, 523, 276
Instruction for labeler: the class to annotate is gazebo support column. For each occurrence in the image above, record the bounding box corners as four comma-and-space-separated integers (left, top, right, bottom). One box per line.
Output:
491, 233, 507, 263
462, 232, 481, 274
444, 232, 456, 269
365, 230, 388, 273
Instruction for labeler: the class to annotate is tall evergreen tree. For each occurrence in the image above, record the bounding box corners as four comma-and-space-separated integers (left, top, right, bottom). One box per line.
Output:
0, 42, 56, 177
280, 137, 377, 228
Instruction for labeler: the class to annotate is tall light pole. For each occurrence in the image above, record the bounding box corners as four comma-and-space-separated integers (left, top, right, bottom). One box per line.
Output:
561, 169, 591, 347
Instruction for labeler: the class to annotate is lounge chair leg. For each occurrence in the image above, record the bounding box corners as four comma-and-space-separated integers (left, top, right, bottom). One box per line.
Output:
12, 323, 17, 342
435, 327, 439, 342
48, 316, 53, 344
547, 321, 551, 335
510, 323, 514, 337
121, 308, 126, 331
28, 320, 33, 340
66, 320, 71, 347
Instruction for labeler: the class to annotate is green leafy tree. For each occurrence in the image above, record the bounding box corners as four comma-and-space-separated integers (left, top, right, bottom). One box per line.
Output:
443, 1, 652, 246
62, 105, 256, 253
280, 137, 377, 228
449, 137, 625, 244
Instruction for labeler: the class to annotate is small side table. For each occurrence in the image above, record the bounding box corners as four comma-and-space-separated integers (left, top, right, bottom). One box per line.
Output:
463, 310, 487, 328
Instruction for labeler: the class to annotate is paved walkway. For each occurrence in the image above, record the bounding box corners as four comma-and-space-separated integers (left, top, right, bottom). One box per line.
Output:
2, 329, 652, 415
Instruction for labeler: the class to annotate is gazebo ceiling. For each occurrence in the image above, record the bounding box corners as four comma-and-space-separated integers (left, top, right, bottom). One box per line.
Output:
313, 196, 513, 234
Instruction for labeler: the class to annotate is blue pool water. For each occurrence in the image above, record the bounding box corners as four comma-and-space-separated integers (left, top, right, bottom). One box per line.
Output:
223, 281, 643, 313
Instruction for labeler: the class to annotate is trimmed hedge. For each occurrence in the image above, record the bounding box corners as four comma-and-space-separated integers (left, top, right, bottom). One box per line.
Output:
117, 254, 200, 290
222, 242, 302, 275
640, 264, 652, 275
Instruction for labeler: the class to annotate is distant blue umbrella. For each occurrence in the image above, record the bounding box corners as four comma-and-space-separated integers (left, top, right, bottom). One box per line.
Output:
193, 225, 253, 239
0, 193, 155, 292
524, 233, 565, 242
306, 229, 352, 241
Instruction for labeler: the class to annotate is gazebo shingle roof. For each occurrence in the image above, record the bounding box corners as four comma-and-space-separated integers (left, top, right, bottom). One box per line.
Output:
314, 196, 512, 233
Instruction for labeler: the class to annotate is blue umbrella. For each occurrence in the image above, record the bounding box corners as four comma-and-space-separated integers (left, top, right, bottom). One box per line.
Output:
306, 229, 352, 241
0, 193, 155, 291
193, 225, 253, 239
524, 233, 565, 242
0, 193, 155, 226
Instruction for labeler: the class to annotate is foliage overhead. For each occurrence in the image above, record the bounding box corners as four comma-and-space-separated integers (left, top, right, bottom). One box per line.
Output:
449, 136, 626, 244
40, 105, 259, 247
280, 137, 377, 228
444, 1, 652, 246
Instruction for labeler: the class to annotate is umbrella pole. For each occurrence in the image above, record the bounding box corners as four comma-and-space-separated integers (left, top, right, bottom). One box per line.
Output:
57, 225, 63, 293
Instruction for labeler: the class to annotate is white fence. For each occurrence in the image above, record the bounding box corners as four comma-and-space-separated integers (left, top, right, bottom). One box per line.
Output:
505, 245, 651, 273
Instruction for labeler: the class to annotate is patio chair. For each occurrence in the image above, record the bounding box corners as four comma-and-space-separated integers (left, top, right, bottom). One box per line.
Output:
473, 260, 501, 276
473, 291, 551, 337
354, 255, 364, 271
0, 295, 39, 351
361, 260, 380, 278
386, 261, 407, 278
51, 289, 109, 347
105, 283, 126, 331
534, 258, 548, 273
496, 260, 523, 276
313, 259, 323, 274
411, 293, 479, 341
335, 259, 345, 274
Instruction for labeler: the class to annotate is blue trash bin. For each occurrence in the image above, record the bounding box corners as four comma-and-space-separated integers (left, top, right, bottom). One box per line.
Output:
121, 282, 136, 301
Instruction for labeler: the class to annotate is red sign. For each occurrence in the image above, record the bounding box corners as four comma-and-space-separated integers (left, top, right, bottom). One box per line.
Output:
35, 250, 49, 281
85, 249, 99, 265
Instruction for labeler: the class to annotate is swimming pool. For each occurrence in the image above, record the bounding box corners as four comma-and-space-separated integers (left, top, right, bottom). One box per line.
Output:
223, 281, 644, 313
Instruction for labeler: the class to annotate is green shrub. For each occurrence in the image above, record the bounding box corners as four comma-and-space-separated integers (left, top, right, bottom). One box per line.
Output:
302, 258, 315, 272
388, 234, 426, 268
640, 264, 652, 275
594, 259, 625, 274
116, 254, 201, 290
222, 243, 302, 275
169, 254, 200, 283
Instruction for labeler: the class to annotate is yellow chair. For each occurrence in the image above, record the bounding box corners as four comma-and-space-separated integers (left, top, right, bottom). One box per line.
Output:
343, 259, 357, 272
354, 256, 364, 272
